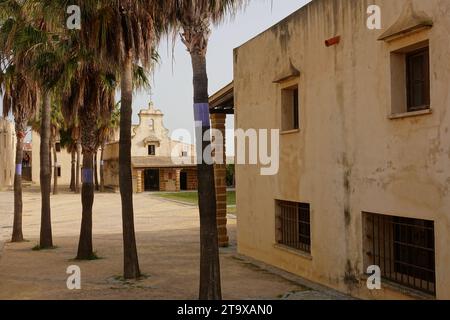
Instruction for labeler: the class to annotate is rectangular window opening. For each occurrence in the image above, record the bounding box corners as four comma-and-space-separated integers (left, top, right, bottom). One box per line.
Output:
281, 85, 300, 131
363, 212, 436, 296
406, 47, 430, 112
148, 145, 156, 156
276, 200, 311, 254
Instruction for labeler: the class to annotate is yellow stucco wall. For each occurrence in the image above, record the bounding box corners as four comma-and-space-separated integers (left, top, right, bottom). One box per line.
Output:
31, 132, 100, 186
234, 0, 450, 299
0, 118, 16, 190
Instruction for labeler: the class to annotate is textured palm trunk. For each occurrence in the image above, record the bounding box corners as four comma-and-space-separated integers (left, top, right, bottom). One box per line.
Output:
12, 130, 24, 242
76, 151, 94, 260
100, 145, 105, 192
75, 140, 81, 193
190, 53, 221, 300
76, 108, 97, 260
52, 141, 58, 195
94, 151, 99, 191
70, 148, 76, 191
119, 51, 140, 279
39, 92, 53, 248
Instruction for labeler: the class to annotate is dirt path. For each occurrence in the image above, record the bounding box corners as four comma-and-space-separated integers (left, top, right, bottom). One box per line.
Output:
0, 191, 13, 257
0, 188, 344, 300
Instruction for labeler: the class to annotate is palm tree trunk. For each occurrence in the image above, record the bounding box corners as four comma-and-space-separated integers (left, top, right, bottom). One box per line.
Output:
119, 50, 140, 279
39, 92, 53, 248
94, 151, 99, 191
52, 141, 58, 195
100, 145, 105, 192
70, 148, 76, 191
75, 140, 81, 193
12, 130, 24, 242
76, 103, 99, 260
76, 150, 94, 260
190, 53, 221, 300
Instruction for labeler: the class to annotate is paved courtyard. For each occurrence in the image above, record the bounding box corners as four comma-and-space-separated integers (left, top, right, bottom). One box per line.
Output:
0, 187, 347, 300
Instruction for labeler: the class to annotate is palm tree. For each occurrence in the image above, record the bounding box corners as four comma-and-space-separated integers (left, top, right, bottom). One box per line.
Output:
0, 65, 40, 243
60, 63, 117, 260
77, 0, 161, 278
0, 0, 42, 243
174, 0, 245, 300
13, 0, 82, 249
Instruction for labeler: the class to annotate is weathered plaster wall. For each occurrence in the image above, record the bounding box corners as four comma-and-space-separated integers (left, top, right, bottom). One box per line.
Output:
31, 132, 100, 186
235, 0, 450, 299
0, 118, 15, 190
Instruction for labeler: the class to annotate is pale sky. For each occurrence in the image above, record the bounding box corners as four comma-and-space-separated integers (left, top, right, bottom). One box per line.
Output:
135, 0, 312, 155
1, 0, 312, 152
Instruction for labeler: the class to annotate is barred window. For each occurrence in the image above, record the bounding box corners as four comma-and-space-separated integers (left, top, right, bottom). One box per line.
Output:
276, 201, 311, 253
363, 212, 436, 295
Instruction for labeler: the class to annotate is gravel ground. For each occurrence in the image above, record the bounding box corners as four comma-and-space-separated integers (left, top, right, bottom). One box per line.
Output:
0, 187, 348, 300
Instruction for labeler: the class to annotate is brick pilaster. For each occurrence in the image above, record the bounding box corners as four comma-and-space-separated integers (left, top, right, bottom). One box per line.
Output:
210, 113, 229, 247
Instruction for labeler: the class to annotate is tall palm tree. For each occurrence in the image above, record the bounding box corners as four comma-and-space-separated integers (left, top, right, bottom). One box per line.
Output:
78, 0, 161, 278
173, 0, 245, 300
0, 0, 42, 243
61, 63, 117, 260
15, 0, 83, 249
0, 65, 40, 243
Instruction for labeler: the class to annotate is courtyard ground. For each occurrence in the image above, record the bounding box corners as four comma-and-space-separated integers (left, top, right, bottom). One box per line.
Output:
0, 187, 348, 300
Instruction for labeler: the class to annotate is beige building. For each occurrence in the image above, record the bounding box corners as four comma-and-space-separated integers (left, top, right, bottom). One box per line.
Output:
30, 132, 86, 187
103, 103, 198, 193
0, 118, 16, 190
232, 0, 450, 299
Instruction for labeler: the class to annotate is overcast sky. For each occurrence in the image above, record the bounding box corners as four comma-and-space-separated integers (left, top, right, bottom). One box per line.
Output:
136, 0, 312, 155
1, 0, 312, 153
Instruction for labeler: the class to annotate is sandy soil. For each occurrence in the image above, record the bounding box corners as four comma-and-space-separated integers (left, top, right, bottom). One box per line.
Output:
0, 187, 342, 300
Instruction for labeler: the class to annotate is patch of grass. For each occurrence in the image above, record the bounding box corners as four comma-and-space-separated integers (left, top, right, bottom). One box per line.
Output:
110, 273, 150, 287
227, 206, 237, 215
32, 245, 58, 251
74, 252, 102, 261
156, 191, 236, 206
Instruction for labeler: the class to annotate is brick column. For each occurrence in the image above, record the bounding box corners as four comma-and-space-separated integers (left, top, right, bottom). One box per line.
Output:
135, 169, 143, 193
210, 113, 229, 247
175, 169, 181, 191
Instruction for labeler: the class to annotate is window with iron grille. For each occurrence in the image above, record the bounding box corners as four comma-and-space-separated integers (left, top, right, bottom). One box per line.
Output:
276, 201, 311, 254
363, 212, 436, 295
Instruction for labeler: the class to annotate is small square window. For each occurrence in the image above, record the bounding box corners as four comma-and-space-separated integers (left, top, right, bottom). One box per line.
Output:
281, 85, 299, 132
181, 151, 188, 157
148, 145, 156, 156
